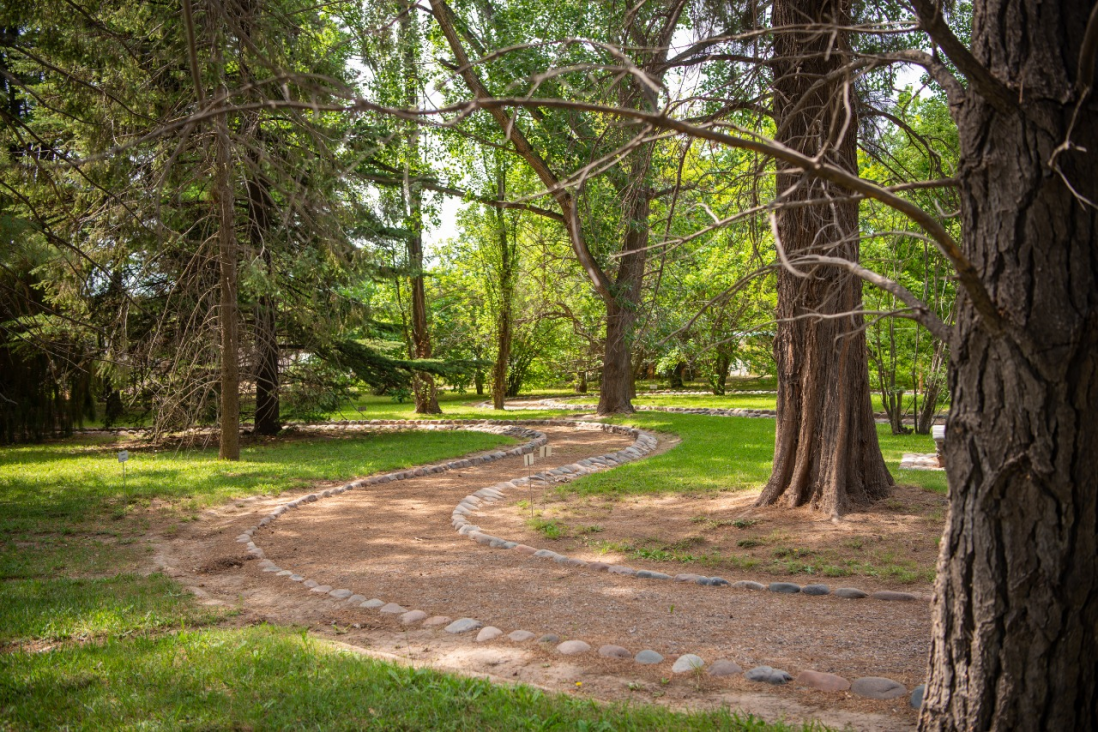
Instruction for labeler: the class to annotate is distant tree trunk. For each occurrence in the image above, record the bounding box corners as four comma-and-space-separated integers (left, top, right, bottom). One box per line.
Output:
914, 338, 946, 435
872, 320, 909, 435
574, 370, 587, 393
756, 0, 891, 515
710, 351, 731, 395
215, 105, 240, 461
669, 362, 686, 389
491, 164, 515, 411
401, 10, 440, 415
919, 0, 1098, 728
247, 162, 280, 436
597, 152, 649, 415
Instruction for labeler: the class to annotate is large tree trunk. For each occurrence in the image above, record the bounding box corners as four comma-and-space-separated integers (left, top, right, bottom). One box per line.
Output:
596, 148, 649, 416
919, 1, 1098, 728
491, 165, 515, 410
402, 10, 440, 415
756, 0, 891, 515
215, 110, 240, 461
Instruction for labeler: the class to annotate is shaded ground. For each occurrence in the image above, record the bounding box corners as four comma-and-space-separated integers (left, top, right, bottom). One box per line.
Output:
154, 425, 932, 731
500, 483, 944, 586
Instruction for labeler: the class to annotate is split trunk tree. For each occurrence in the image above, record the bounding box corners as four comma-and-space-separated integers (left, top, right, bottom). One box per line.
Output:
429, 0, 680, 415
756, 0, 892, 515
918, 0, 1098, 728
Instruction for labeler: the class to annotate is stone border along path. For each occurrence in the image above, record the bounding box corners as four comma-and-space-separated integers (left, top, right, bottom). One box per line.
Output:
239, 417, 926, 710
473, 397, 779, 419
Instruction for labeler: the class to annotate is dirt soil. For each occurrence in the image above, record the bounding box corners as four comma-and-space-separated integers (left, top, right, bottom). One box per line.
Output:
153, 425, 931, 731
497, 484, 945, 589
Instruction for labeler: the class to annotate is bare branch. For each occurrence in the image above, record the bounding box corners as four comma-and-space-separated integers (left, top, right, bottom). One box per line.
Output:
908, 0, 1017, 112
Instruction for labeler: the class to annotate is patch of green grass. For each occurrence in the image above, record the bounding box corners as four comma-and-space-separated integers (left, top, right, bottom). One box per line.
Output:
0, 625, 815, 731
569, 413, 946, 497
0, 430, 516, 580
0, 573, 222, 645
528, 516, 569, 540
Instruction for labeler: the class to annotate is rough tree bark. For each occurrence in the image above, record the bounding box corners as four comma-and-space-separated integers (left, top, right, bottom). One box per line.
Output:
918, 0, 1098, 728
491, 165, 515, 411
756, 0, 892, 514
401, 9, 440, 415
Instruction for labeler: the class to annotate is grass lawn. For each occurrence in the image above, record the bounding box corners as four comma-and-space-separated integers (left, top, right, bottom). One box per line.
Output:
572, 412, 948, 497
0, 423, 806, 731
0, 624, 813, 731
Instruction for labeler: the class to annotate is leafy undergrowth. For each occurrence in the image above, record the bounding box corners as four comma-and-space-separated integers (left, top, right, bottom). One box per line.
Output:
0, 625, 817, 731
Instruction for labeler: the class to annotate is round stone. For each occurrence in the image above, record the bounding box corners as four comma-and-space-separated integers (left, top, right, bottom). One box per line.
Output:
671, 654, 705, 673
309, 585, 333, 594
400, 610, 428, 624
708, 577, 730, 586
556, 640, 591, 655
289, 574, 305, 582
769, 582, 801, 594
872, 590, 918, 602
598, 645, 632, 659
361, 599, 385, 609
634, 650, 664, 665
795, 670, 851, 691
834, 587, 869, 599
302, 579, 319, 588
275, 570, 293, 577
346, 594, 367, 604
635, 570, 671, 580
708, 660, 743, 677
802, 584, 830, 596
445, 618, 483, 634
329, 589, 353, 600
910, 684, 926, 709
423, 616, 452, 627
538, 634, 560, 643
379, 603, 407, 614
851, 677, 907, 699
508, 630, 536, 642
731, 580, 765, 591
745, 666, 793, 685
476, 626, 504, 642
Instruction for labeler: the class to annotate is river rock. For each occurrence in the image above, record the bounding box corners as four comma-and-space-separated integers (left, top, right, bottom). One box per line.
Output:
598, 645, 632, 659
634, 650, 664, 665
708, 660, 743, 677
795, 670, 850, 691
557, 640, 591, 655
745, 666, 792, 685
476, 626, 503, 642
851, 676, 907, 699
671, 654, 705, 673
769, 582, 801, 594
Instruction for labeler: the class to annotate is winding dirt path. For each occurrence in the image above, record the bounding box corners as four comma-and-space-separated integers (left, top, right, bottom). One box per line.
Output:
154, 422, 925, 731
